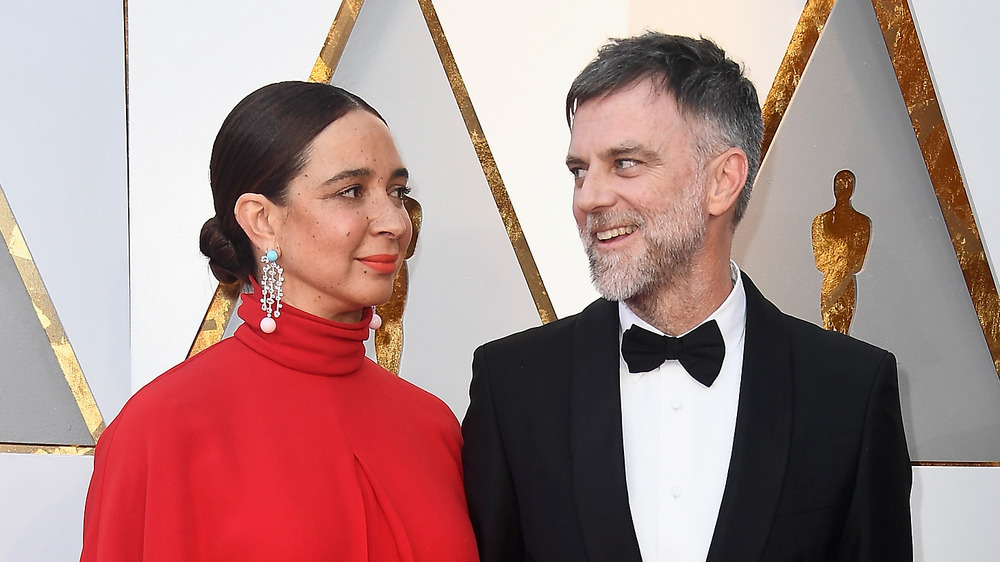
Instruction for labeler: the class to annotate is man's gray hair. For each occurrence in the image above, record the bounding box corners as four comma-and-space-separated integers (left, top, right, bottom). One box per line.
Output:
566, 32, 764, 225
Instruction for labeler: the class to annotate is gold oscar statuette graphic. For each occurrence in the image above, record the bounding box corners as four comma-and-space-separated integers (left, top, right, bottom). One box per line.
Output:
374, 196, 421, 374
811, 170, 871, 334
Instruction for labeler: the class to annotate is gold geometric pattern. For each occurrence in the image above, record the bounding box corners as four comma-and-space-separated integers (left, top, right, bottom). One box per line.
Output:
761, 0, 837, 156
414, 0, 555, 324
0, 184, 105, 455
374, 197, 422, 374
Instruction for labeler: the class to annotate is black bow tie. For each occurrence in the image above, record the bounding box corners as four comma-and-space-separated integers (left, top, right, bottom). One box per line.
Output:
621, 320, 726, 387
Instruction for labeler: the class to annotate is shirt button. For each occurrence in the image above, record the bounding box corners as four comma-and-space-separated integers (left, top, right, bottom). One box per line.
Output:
671, 398, 683, 411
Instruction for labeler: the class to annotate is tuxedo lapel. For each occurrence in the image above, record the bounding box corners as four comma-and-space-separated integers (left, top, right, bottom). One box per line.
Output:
707, 275, 794, 561
569, 299, 642, 561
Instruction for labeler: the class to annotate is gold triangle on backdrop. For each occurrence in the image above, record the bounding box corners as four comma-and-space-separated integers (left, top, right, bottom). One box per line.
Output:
0, 184, 104, 455
759, 0, 1000, 466
763, 0, 1000, 378
188, 0, 554, 367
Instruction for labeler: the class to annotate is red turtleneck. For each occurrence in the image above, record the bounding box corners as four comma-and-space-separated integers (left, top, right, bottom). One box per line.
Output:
81, 283, 478, 561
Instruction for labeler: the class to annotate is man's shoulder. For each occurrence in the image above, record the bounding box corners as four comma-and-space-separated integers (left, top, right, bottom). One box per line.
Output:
784, 311, 887, 357
743, 273, 885, 346
744, 273, 890, 361
478, 298, 615, 354
471, 299, 617, 398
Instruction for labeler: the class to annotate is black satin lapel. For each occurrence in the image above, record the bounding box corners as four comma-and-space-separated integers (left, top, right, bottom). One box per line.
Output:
707, 276, 793, 561
570, 299, 642, 562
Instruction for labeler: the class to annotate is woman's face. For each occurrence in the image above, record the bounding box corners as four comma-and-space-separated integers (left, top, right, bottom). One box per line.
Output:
272, 109, 412, 323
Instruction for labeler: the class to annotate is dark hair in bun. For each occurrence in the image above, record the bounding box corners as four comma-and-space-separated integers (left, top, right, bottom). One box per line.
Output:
199, 81, 384, 284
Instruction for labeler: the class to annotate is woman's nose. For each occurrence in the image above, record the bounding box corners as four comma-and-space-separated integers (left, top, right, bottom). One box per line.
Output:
370, 195, 411, 239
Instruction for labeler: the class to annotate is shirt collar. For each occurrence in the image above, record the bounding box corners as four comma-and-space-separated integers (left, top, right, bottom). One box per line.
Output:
619, 261, 747, 353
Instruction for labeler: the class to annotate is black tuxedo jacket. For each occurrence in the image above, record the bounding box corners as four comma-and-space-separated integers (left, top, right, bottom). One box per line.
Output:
462, 275, 912, 561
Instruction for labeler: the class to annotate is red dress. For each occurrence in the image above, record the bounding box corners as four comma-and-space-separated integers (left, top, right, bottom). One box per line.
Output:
81, 285, 478, 561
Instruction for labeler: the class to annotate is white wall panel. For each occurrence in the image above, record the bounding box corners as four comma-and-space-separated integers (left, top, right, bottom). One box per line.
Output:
0, 1, 127, 558
908, 0, 1000, 279
433, 0, 628, 317
128, 0, 341, 391
629, 0, 807, 98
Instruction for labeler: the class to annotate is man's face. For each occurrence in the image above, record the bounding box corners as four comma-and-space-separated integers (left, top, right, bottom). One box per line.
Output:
566, 80, 709, 301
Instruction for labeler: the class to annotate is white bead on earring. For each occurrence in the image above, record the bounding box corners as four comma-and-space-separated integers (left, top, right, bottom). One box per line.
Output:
259, 249, 283, 334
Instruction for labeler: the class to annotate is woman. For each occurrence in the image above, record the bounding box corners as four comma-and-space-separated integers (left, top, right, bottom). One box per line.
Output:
81, 82, 478, 561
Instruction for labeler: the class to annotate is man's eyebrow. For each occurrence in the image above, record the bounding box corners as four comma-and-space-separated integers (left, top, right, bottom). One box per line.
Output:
566, 144, 659, 168
604, 144, 658, 161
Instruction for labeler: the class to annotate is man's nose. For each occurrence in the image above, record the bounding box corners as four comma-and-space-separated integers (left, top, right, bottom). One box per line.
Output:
574, 172, 617, 213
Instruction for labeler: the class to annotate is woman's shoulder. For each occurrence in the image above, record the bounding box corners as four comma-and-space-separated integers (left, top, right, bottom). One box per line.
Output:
362, 360, 461, 426
109, 338, 250, 429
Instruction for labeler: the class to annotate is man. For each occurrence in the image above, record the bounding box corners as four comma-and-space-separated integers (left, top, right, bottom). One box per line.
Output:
462, 33, 911, 561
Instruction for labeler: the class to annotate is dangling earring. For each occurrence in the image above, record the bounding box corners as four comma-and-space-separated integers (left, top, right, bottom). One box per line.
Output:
369, 307, 382, 330
259, 248, 283, 334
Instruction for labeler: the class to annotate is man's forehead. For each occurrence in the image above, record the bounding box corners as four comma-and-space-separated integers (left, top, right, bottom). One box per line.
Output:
568, 86, 686, 154
577, 80, 671, 114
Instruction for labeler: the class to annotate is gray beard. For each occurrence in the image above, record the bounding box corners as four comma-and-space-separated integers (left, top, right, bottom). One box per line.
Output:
580, 190, 707, 302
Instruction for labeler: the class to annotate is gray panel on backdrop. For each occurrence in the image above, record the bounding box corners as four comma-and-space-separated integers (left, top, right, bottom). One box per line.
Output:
0, 234, 92, 445
734, 0, 1000, 460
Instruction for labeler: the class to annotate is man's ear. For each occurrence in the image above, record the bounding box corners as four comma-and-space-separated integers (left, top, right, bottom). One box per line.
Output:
234, 193, 283, 254
705, 147, 748, 218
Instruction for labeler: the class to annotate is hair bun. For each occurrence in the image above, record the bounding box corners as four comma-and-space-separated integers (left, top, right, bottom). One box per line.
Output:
199, 216, 243, 285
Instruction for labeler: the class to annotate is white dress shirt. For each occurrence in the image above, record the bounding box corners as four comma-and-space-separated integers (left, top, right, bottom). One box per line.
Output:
619, 262, 747, 561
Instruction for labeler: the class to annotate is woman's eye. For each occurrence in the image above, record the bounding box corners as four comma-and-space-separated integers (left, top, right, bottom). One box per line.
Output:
392, 185, 412, 200
339, 186, 361, 198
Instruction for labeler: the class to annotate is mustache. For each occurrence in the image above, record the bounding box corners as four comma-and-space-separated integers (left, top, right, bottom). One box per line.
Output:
580, 211, 645, 235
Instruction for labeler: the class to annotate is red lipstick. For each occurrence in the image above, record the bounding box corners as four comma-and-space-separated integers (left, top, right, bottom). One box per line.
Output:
357, 254, 399, 274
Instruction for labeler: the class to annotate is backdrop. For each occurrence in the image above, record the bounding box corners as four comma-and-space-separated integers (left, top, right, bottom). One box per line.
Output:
1, 0, 997, 559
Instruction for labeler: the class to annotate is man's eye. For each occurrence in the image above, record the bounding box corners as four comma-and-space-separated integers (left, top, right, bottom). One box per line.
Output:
570, 167, 587, 179
616, 159, 637, 170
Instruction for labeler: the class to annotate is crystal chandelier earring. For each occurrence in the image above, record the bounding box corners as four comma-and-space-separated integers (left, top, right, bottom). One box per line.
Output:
259, 248, 283, 334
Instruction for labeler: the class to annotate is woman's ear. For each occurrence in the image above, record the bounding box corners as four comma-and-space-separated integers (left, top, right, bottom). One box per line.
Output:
705, 147, 748, 219
234, 193, 282, 254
